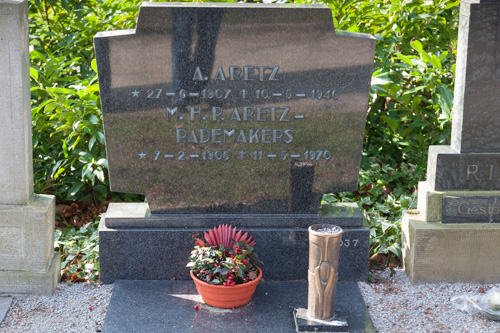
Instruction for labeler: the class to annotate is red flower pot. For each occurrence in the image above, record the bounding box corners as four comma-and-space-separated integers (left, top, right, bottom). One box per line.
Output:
190, 268, 262, 308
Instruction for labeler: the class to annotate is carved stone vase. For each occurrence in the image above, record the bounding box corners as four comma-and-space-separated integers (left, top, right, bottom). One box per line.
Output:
307, 224, 343, 320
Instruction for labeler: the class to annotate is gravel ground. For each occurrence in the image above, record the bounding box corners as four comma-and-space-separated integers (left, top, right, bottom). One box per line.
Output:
1, 271, 499, 332
0, 283, 112, 333
359, 268, 500, 333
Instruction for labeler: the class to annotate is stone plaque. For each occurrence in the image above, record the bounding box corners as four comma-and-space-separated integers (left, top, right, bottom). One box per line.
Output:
442, 196, 500, 223
94, 3, 375, 214
426, 146, 500, 191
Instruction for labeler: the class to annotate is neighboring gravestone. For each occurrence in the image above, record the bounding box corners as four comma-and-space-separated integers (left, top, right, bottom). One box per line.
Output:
95, 3, 375, 283
0, 0, 59, 294
403, 0, 500, 283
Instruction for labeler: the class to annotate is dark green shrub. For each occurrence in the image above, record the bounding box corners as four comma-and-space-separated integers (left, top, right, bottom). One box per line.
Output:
29, 0, 142, 202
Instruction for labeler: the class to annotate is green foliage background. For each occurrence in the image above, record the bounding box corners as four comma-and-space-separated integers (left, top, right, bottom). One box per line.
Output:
28, 0, 459, 279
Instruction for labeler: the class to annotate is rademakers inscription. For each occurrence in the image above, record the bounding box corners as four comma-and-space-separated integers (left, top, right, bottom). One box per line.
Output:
94, 3, 375, 214
442, 196, 500, 224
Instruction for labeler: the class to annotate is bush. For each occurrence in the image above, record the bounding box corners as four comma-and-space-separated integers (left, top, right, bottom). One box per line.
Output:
29, 0, 142, 203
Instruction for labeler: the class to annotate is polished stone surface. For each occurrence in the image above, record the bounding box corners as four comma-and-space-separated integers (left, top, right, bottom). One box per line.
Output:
99, 211, 369, 283
426, 146, 500, 191
94, 3, 375, 214
102, 280, 374, 333
104, 202, 364, 228
451, 0, 500, 153
442, 195, 500, 223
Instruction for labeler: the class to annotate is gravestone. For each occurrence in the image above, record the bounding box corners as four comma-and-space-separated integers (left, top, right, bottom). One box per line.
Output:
95, 3, 375, 283
402, 0, 500, 283
0, 0, 59, 294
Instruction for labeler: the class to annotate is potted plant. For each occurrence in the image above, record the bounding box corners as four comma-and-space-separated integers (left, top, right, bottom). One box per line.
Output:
187, 224, 262, 308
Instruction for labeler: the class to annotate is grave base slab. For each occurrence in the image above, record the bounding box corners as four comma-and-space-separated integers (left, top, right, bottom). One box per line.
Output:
102, 280, 374, 333
402, 212, 500, 283
99, 203, 370, 283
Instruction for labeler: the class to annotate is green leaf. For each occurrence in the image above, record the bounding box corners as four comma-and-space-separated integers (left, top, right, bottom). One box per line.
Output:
431, 54, 442, 71
393, 53, 414, 66
46, 87, 75, 95
88, 134, 97, 151
361, 197, 374, 205
91, 59, 98, 73
84, 85, 100, 93
437, 84, 453, 120
388, 243, 402, 257
380, 115, 399, 133
67, 182, 84, 200
30, 49, 46, 62
97, 159, 108, 168
30, 67, 39, 80
410, 40, 431, 64
381, 221, 393, 233
403, 86, 426, 95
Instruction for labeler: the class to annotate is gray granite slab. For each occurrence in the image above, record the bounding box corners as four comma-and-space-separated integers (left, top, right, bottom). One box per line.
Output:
442, 196, 500, 223
451, 0, 500, 153
102, 280, 374, 333
94, 3, 375, 214
426, 146, 500, 191
98, 214, 369, 284
104, 202, 364, 228
0, 297, 12, 324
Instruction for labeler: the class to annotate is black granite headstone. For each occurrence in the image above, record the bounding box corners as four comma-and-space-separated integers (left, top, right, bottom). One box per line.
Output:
94, 3, 375, 284
94, 3, 375, 214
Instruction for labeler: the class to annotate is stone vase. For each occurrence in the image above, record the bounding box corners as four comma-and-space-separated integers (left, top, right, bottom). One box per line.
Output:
307, 224, 343, 320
